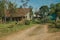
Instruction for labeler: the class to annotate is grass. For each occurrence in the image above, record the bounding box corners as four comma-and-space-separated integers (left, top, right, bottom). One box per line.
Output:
48, 23, 60, 33
0, 22, 35, 38
48, 27, 60, 33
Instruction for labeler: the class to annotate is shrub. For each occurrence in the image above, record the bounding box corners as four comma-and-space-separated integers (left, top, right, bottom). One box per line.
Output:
35, 20, 41, 24
47, 19, 55, 23
33, 18, 42, 24
56, 23, 60, 28
57, 20, 60, 23
25, 20, 30, 25
8, 24, 14, 28
48, 24, 56, 28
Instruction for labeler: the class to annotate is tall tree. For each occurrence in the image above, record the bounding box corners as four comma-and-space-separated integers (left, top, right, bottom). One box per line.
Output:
39, 5, 49, 23
21, 0, 30, 8
0, 1, 4, 17
21, 0, 30, 20
50, 4, 56, 14
29, 6, 33, 20
55, 3, 60, 23
0, 0, 8, 23
8, 1, 17, 21
20, 5, 22, 8
50, 3, 60, 21
49, 3, 60, 27
56, 3, 60, 17
39, 6, 49, 16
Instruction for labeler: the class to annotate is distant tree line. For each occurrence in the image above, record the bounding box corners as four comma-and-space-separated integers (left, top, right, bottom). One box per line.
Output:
35, 3, 60, 23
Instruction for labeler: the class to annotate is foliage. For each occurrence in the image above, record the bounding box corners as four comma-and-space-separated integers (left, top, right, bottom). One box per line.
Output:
32, 18, 42, 24
39, 5, 49, 23
29, 6, 33, 20
48, 20, 60, 33
0, 22, 35, 37
0, 0, 8, 22
0, 0, 6, 17
21, 0, 30, 8
50, 3, 60, 17
20, 5, 22, 8
39, 5, 49, 15
25, 20, 30, 25
48, 27, 60, 33
8, 1, 17, 21
56, 3, 60, 17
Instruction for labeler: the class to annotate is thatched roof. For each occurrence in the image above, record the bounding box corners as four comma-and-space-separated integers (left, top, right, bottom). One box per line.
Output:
5, 8, 30, 17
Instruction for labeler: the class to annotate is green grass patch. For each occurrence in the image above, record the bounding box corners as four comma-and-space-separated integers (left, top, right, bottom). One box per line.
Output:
0, 23, 35, 38
48, 27, 60, 33
48, 23, 60, 33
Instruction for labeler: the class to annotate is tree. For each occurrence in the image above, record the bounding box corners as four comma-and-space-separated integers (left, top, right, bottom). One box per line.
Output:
49, 3, 60, 27
29, 6, 33, 20
8, 1, 17, 21
0, 1, 4, 17
0, 0, 8, 23
50, 3, 60, 22
50, 4, 56, 14
20, 0, 30, 24
56, 3, 60, 17
39, 6, 49, 16
55, 3, 60, 25
39, 5, 49, 23
21, 0, 30, 8
20, 5, 22, 8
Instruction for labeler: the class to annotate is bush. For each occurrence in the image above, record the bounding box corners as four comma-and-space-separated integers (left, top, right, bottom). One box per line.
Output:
56, 23, 60, 28
25, 20, 30, 25
33, 18, 42, 24
48, 24, 60, 33
57, 20, 60, 23
48, 24, 56, 28
35, 21, 41, 24
47, 20, 55, 23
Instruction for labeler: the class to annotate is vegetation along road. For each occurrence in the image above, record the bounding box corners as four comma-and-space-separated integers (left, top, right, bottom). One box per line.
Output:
0, 24, 60, 40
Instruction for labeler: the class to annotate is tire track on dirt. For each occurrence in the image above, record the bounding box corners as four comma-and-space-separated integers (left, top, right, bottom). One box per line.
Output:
1, 24, 60, 40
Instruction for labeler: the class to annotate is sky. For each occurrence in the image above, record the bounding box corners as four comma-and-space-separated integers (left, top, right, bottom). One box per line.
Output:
10, 0, 60, 11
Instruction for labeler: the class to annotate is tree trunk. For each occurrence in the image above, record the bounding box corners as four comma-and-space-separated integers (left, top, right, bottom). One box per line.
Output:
10, 16, 12, 22
4, 16, 6, 23
4, 8, 6, 23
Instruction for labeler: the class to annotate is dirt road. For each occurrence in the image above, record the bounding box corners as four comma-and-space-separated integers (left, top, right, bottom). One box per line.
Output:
1, 24, 60, 40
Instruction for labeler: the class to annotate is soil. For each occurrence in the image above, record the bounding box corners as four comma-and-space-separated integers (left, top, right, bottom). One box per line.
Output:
0, 24, 60, 40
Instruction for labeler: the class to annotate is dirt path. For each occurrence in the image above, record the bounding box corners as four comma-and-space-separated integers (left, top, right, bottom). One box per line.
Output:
0, 24, 60, 40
